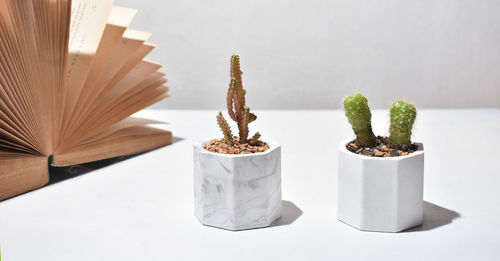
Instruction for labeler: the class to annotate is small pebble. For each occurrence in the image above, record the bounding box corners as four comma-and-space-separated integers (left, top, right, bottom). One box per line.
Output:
373, 149, 384, 157
361, 148, 371, 156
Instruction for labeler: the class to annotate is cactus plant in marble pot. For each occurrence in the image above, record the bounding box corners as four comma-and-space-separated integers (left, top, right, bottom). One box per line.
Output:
193, 55, 281, 231
337, 93, 425, 232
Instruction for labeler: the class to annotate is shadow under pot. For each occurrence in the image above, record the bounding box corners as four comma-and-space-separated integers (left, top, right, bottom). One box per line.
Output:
193, 137, 282, 231
337, 140, 425, 232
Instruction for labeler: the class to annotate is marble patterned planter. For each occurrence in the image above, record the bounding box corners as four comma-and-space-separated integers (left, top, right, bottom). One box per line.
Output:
193, 137, 282, 231
337, 139, 425, 232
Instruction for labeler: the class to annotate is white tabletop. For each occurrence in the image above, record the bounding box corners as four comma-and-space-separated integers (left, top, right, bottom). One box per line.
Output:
0, 109, 499, 260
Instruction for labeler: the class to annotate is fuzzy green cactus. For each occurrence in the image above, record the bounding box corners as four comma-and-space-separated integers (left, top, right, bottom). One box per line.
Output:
389, 100, 416, 148
343, 93, 377, 147
217, 54, 260, 145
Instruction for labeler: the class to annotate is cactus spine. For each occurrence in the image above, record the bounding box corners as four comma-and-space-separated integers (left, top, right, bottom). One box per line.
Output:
389, 100, 416, 148
217, 54, 260, 145
343, 93, 377, 147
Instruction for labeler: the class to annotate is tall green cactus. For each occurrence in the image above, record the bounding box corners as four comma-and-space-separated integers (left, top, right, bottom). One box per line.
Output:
389, 100, 416, 148
217, 54, 260, 145
343, 93, 377, 147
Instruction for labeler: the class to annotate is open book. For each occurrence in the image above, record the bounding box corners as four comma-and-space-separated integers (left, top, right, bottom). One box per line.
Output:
0, 0, 172, 200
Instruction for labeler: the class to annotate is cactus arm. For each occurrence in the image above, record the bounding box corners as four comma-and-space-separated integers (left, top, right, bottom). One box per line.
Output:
249, 132, 261, 145
230, 55, 243, 87
217, 112, 234, 146
230, 55, 246, 123
238, 107, 250, 143
343, 93, 377, 147
232, 79, 246, 122
249, 112, 257, 123
389, 100, 416, 148
226, 79, 237, 121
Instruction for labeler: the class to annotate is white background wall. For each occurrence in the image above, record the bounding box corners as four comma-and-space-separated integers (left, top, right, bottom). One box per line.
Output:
117, 0, 500, 109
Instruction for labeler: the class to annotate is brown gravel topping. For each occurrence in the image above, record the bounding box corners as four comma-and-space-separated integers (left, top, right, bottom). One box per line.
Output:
346, 136, 418, 157
204, 138, 269, 154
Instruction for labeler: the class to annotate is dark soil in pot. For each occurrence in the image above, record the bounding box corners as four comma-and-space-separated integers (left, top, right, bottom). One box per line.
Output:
346, 136, 418, 157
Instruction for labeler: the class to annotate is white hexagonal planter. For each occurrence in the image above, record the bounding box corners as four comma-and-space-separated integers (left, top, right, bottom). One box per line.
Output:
337, 140, 424, 232
193, 137, 282, 231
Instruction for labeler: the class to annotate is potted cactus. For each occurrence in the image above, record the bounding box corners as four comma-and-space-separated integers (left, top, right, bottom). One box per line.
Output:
337, 93, 424, 232
193, 55, 281, 231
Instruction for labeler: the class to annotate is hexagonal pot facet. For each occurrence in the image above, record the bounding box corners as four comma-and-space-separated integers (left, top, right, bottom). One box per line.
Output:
193, 137, 282, 231
337, 140, 424, 232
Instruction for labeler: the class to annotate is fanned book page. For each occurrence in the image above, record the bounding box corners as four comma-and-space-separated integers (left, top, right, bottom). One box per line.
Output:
0, 0, 172, 200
